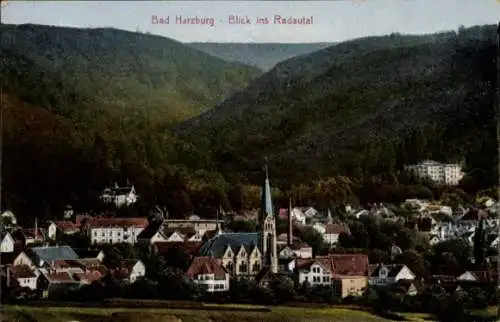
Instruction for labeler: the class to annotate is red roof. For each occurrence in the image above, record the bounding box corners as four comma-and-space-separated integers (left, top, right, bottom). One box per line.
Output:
45, 271, 74, 283
295, 259, 329, 271
10, 265, 36, 278
185, 256, 227, 280
317, 254, 369, 277
55, 221, 79, 230
325, 224, 346, 234
21, 228, 45, 240
87, 217, 148, 228
153, 241, 202, 256
73, 271, 103, 283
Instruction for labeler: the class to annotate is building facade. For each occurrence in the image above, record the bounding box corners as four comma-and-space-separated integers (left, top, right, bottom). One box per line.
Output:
404, 160, 464, 185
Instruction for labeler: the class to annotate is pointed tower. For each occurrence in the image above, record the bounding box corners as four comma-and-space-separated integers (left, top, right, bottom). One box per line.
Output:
260, 158, 278, 273
216, 207, 222, 235
326, 208, 333, 224
287, 195, 293, 246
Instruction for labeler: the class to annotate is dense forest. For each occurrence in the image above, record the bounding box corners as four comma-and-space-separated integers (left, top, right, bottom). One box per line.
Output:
179, 25, 498, 188
0, 23, 498, 224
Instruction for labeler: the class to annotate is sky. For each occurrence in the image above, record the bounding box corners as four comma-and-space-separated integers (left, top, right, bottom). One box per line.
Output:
1, 0, 499, 43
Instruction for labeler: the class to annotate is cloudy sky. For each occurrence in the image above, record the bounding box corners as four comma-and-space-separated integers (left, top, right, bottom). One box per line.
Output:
1, 0, 499, 43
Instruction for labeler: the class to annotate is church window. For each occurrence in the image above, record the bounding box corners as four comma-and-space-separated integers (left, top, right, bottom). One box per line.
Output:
239, 262, 248, 273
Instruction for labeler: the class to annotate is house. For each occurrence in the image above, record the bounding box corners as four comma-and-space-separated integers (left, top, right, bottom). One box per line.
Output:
37, 269, 80, 299
278, 240, 312, 259
317, 254, 369, 298
185, 256, 230, 292
162, 219, 218, 234
12, 228, 47, 247
295, 259, 332, 287
323, 224, 347, 246
136, 221, 166, 243
392, 280, 419, 296
100, 183, 139, 208
312, 222, 326, 235
87, 217, 149, 244
278, 207, 307, 225
1, 210, 17, 226
428, 234, 441, 245
137, 223, 205, 244
456, 268, 498, 283
73, 249, 105, 262
55, 221, 80, 235
369, 264, 416, 286
7, 265, 38, 290
13, 246, 79, 269
302, 207, 318, 219
108, 259, 146, 283
1, 232, 15, 253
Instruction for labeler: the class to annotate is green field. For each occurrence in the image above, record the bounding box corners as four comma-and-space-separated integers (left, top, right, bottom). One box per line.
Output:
1, 305, 392, 322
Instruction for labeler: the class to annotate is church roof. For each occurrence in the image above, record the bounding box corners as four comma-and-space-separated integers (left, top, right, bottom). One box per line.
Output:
197, 232, 261, 258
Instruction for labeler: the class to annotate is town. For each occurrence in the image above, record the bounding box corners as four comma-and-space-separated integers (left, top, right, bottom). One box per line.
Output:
0, 159, 498, 320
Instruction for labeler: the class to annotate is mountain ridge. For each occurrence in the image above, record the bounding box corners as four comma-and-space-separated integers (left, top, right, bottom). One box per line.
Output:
186, 42, 336, 70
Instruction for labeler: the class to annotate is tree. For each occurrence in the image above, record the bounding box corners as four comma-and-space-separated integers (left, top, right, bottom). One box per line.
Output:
395, 250, 427, 278
163, 245, 192, 271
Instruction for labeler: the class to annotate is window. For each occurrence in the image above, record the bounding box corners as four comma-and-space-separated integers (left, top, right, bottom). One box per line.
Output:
323, 276, 330, 283
252, 262, 260, 272
239, 263, 248, 273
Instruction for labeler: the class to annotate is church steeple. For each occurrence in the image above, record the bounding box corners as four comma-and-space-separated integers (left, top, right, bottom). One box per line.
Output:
260, 157, 278, 274
260, 157, 273, 222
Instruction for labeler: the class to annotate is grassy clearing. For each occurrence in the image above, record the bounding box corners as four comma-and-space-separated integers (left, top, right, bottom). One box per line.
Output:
2, 304, 391, 322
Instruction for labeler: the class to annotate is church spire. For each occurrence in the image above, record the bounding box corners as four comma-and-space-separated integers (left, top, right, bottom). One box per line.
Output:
260, 157, 273, 220
260, 157, 278, 273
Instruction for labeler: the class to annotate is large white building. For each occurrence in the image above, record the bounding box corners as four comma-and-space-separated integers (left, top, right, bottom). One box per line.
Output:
100, 184, 139, 208
87, 217, 149, 245
404, 160, 464, 185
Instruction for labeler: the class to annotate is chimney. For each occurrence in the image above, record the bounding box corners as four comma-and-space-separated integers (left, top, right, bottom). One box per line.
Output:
287, 196, 293, 246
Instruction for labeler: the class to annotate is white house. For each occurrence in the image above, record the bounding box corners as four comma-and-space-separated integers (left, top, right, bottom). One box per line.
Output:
47, 222, 57, 240
296, 259, 332, 287
100, 184, 139, 208
88, 217, 148, 245
1, 232, 15, 253
1, 210, 17, 226
369, 264, 415, 286
110, 259, 146, 283
323, 224, 347, 245
312, 222, 326, 235
8, 265, 38, 290
186, 256, 230, 292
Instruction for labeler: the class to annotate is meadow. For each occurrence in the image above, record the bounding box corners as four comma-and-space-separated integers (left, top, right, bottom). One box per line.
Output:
1, 304, 393, 322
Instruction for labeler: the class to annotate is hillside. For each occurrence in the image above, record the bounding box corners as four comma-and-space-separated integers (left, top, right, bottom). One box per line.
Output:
0, 23, 261, 127
0, 24, 258, 221
186, 42, 335, 71
177, 25, 498, 187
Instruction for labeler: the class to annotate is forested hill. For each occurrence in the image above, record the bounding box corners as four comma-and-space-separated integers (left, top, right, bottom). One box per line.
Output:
0, 24, 260, 223
177, 25, 498, 188
0, 23, 261, 127
186, 42, 335, 71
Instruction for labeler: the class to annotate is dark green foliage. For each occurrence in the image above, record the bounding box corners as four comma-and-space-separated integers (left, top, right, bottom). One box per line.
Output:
178, 25, 498, 188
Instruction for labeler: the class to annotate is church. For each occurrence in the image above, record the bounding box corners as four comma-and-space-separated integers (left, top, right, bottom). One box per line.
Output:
197, 163, 278, 277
